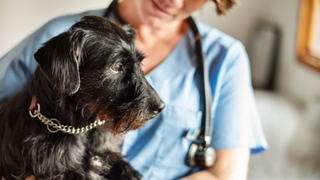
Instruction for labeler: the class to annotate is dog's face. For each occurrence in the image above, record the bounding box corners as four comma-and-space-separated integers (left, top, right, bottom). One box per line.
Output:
33, 16, 165, 134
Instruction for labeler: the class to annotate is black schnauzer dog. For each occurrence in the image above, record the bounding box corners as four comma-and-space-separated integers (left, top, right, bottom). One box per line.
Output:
0, 15, 165, 180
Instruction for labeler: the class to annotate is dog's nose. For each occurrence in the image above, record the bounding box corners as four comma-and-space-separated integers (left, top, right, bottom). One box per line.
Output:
151, 101, 165, 115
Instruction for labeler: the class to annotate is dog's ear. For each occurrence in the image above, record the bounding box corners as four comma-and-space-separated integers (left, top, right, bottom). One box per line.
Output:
34, 30, 84, 95
122, 25, 136, 40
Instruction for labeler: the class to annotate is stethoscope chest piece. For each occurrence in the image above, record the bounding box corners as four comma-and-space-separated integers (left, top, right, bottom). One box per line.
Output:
188, 143, 216, 168
204, 146, 215, 167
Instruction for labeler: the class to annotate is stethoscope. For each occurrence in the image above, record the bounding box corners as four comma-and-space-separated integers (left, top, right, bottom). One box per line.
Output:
104, 0, 215, 168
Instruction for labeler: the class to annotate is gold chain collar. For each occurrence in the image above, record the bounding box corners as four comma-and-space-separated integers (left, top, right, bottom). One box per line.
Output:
29, 103, 106, 134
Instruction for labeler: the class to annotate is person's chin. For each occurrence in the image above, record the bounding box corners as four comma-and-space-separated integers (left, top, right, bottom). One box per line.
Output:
139, 1, 173, 28
142, 17, 166, 28
140, 12, 174, 28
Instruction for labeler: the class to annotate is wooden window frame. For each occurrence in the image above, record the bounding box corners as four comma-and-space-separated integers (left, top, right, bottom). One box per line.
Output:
297, 0, 320, 71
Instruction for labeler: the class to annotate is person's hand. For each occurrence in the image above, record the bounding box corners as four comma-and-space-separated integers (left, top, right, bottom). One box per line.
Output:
2, 175, 35, 180
25, 175, 36, 180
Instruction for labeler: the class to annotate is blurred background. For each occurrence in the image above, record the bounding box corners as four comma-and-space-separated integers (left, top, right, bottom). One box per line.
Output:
1, 0, 320, 179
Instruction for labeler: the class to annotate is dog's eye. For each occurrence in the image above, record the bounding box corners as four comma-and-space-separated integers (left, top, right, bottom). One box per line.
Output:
111, 63, 123, 73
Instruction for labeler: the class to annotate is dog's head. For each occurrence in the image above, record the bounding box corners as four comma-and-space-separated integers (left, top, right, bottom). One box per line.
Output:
33, 15, 165, 134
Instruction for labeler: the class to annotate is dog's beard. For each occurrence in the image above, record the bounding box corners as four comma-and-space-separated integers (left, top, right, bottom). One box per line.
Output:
98, 106, 151, 135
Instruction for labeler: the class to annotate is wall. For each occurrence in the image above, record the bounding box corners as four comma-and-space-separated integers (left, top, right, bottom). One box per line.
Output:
1, 0, 320, 105
260, 0, 320, 106
194, 0, 320, 106
0, 0, 111, 57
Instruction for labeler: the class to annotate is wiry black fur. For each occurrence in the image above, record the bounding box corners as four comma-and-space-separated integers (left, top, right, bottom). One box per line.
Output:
0, 15, 165, 180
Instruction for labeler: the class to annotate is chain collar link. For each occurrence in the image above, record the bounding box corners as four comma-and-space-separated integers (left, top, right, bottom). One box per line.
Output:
29, 103, 106, 134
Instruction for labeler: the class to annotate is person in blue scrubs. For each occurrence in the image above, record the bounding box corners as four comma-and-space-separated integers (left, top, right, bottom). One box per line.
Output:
0, 0, 267, 179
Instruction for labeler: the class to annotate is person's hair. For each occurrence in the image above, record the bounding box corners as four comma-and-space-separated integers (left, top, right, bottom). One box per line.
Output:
212, 0, 239, 15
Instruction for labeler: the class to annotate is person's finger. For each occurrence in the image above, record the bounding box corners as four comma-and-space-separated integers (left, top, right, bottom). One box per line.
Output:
25, 175, 36, 180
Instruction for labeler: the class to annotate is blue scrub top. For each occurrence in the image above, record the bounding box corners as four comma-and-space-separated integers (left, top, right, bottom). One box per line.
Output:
0, 9, 267, 180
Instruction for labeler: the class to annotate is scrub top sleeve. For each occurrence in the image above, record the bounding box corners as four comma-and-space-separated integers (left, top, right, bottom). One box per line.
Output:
0, 19, 71, 101
210, 41, 268, 154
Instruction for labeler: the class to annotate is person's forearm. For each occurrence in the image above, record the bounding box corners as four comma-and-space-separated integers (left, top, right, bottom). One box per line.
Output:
179, 169, 218, 180
179, 148, 250, 180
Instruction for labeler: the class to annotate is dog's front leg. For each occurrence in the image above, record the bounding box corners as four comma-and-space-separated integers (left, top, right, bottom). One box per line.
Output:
107, 159, 142, 180
95, 153, 142, 180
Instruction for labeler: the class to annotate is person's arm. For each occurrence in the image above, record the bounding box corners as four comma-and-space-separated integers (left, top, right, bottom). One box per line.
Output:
179, 148, 250, 180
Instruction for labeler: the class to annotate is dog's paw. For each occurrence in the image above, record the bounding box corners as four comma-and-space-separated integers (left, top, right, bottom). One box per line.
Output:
119, 167, 142, 180
129, 169, 142, 180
